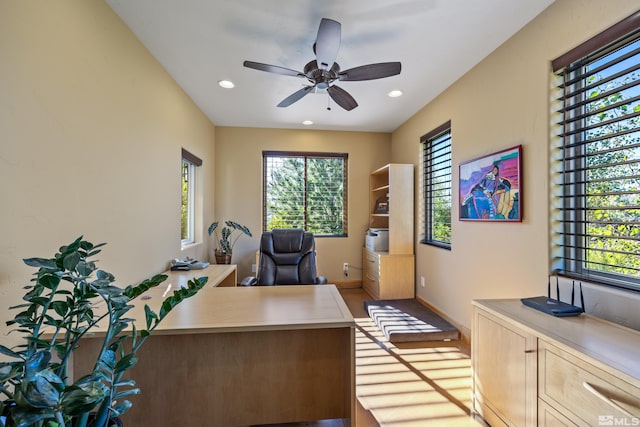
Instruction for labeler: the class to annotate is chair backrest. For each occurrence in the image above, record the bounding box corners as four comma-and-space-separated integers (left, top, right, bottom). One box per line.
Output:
256, 229, 318, 285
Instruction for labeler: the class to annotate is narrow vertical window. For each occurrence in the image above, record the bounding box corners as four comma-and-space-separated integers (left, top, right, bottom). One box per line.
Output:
181, 149, 202, 247
421, 122, 452, 248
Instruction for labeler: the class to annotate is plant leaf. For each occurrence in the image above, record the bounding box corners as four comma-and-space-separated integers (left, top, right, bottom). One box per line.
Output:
112, 399, 133, 417
62, 251, 81, 272
207, 221, 219, 235
114, 354, 138, 374
0, 345, 22, 359
23, 258, 57, 269
61, 377, 109, 415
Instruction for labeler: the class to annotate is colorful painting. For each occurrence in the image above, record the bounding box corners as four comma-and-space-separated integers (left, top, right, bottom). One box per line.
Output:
459, 145, 522, 222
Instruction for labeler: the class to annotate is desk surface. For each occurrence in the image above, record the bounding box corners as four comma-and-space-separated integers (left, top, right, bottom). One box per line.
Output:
76, 263, 353, 336
140, 284, 354, 336
163, 263, 236, 288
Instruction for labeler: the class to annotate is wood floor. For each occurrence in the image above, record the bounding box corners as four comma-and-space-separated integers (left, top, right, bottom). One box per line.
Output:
257, 288, 482, 427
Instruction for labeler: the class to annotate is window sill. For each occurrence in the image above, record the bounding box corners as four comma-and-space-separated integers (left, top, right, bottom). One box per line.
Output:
180, 242, 202, 251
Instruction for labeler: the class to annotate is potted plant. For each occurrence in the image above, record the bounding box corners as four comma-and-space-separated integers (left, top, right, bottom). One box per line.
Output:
0, 236, 207, 427
207, 220, 252, 264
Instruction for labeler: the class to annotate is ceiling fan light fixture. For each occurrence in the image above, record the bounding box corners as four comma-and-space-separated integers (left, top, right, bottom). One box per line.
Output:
388, 89, 403, 98
218, 80, 235, 89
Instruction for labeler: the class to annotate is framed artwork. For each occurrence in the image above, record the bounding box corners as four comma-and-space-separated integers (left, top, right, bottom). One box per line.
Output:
459, 145, 522, 222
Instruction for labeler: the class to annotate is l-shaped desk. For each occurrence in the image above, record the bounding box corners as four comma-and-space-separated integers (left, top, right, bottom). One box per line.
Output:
72, 265, 356, 426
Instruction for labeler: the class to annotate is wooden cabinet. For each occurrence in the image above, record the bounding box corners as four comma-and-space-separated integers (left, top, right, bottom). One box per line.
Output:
472, 299, 640, 427
362, 247, 414, 300
472, 303, 537, 427
364, 164, 414, 300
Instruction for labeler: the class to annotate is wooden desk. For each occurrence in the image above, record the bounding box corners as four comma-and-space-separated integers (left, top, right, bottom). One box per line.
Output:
73, 284, 355, 426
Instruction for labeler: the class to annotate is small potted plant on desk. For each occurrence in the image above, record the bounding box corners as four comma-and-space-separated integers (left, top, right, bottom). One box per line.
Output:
0, 236, 208, 427
207, 220, 252, 264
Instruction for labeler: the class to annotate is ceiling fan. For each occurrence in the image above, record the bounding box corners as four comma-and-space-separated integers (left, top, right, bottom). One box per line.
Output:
243, 18, 401, 111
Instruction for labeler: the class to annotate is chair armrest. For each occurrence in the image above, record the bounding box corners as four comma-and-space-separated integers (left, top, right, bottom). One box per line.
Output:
315, 276, 328, 285
240, 276, 258, 286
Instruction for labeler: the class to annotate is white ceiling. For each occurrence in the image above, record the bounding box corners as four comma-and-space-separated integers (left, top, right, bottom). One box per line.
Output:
106, 0, 554, 133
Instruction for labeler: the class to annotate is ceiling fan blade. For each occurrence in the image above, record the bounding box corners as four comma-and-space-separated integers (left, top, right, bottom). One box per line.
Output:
277, 86, 314, 107
327, 85, 358, 111
338, 62, 402, 81
243, 61, 304, 77
314, 18, 341, 71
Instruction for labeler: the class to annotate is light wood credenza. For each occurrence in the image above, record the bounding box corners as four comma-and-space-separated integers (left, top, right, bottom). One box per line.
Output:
472, 299, 640, 427
72, 277, 355, 426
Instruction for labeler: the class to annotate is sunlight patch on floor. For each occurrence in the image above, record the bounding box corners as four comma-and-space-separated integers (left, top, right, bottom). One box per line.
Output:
354, 317, 480, 427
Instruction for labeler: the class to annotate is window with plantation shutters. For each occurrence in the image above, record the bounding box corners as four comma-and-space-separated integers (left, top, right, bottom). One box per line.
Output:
263, 151, 348, 237
421, 122, 452, 249
551, 12, 640, 291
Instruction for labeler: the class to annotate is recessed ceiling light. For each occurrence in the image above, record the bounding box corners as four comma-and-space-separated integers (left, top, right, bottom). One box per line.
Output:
388, 89, 403, 98
302, 120, 314, 126
218, 80, 235, 89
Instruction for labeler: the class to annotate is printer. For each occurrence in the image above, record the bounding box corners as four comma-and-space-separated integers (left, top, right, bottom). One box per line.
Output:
365, 228, 389, 251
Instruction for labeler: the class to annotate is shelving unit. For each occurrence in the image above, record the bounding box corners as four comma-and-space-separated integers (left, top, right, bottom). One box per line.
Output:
363, 163, 415, 300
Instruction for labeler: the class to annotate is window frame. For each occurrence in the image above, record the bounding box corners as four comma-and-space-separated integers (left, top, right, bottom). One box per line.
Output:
551, 12, 640, 292
181, 148, 202, 247
420, 121, 452, 249
262, 151, 348, 237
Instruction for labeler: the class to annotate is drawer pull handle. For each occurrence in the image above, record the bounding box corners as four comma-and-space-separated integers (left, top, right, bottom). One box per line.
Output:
582, 381, 635, 418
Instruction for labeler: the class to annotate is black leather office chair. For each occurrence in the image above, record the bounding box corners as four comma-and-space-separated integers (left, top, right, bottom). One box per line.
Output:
241, 229, 327, 286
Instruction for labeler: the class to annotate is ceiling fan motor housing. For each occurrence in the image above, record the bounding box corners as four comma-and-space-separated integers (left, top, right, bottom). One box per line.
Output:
304, 60, 340, 89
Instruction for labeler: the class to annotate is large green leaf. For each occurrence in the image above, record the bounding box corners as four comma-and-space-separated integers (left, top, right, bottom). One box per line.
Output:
0, 345, 22, 360
38, 274, 62, 290
98, 350, 117, 371
114, 354, 138, 374
76, 261, 96, 277
25, 351, 51, 377
22, 258, 57, 270
61, 379, 108, 415
23, 374, 61, 408
62, 252, 81, 272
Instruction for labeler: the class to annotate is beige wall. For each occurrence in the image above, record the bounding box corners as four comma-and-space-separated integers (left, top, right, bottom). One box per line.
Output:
214, 126, 390, 282
0, 1, 215, 347
392, 0, 640, 331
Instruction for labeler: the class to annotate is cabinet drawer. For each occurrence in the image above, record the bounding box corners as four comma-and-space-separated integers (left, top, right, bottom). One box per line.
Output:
363, 250, 379, 279
538, 399, 577, 426
362, 274, 379, 299
539, 340, 640, 426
